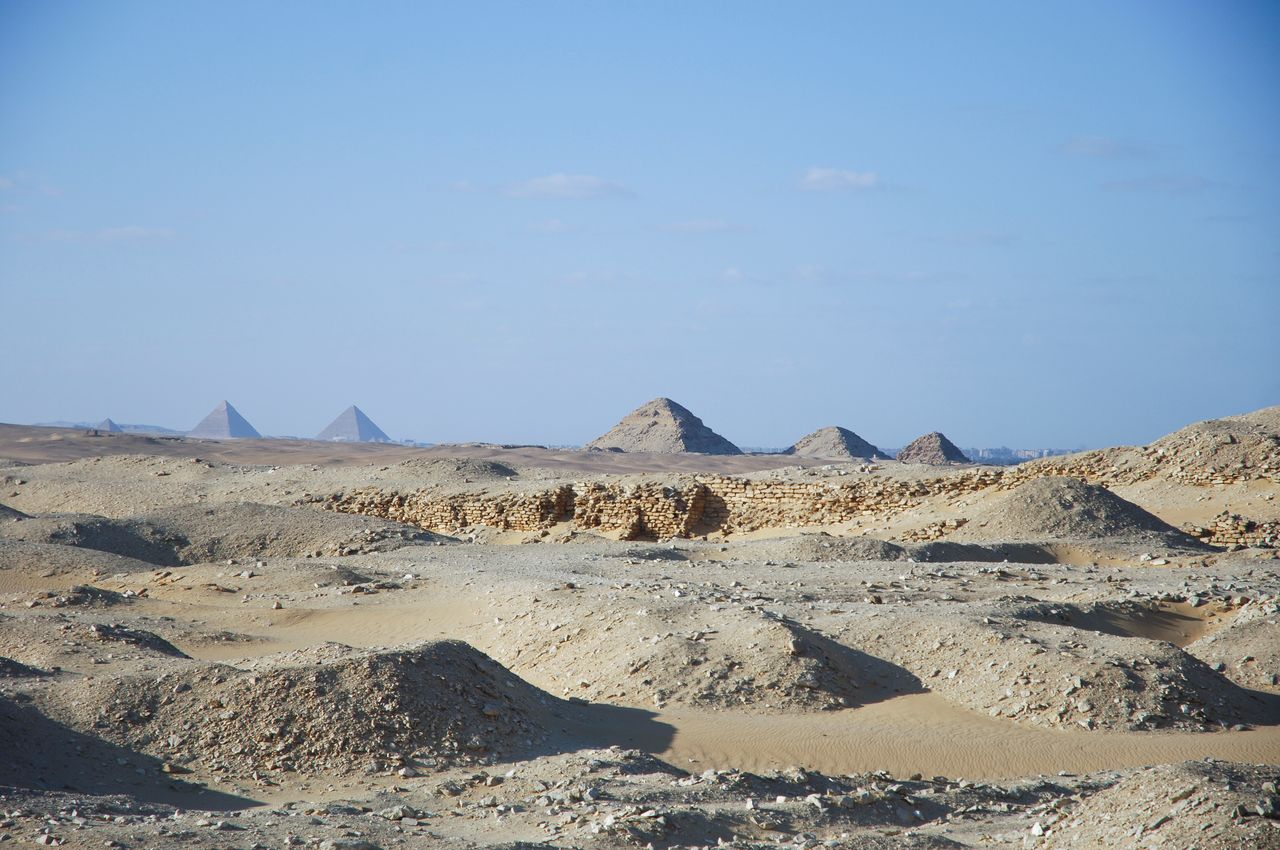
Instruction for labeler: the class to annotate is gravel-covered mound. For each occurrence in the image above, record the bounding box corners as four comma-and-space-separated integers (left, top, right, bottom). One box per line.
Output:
0, 539, 158, 576
495, 597, 920, 711
0, 502, 436, 566
722, 535, 908, 563
62, 641, 547, 779
1041, 761, 1280, 849
870, 604, 1276, 732
957, 476, 1207, 546
0, 618, 188, 670
394, 457, 518, 486
1188, 596, 1280, 693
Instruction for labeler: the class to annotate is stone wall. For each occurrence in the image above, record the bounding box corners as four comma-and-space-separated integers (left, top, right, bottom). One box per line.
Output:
313, 470, 1000, 540
1185, 513, 1280, 550
312, 459, 1277, 544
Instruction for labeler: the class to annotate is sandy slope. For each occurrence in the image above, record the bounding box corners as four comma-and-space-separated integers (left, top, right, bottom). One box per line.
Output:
0, 413, 1278, 848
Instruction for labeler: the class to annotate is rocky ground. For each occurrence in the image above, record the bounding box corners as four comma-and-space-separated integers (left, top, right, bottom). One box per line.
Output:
0, 413, 1278, 849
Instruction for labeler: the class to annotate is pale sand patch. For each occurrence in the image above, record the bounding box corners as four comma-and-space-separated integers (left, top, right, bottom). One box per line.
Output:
622, 694, 1280, 780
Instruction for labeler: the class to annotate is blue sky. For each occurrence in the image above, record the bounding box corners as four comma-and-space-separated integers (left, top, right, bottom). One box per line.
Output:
2, 1, 1277, 449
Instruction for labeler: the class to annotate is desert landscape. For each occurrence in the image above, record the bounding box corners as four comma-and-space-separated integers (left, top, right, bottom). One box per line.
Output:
0, 399, 1277, 849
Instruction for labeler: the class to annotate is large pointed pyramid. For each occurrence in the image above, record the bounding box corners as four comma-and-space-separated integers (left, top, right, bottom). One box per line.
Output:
587, 398, 742, 455
187, 401, 262, 439
896, 431, 970, 464
96, 418, 124, 433
316, 405, 392, 443
787, 426, 887, 461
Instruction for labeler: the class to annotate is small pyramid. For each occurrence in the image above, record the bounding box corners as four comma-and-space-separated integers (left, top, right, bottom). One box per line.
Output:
317, 405, 392, 443
96, 418, 124, 433
187, 401, 261, 439
896, 431, 970, 464
787, 426, 887, 461
587, 398, 742, 455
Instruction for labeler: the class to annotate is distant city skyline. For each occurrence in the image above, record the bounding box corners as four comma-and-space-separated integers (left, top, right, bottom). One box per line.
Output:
2, 2, 1277, 448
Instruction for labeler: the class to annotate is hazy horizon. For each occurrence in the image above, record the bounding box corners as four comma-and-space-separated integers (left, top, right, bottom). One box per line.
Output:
3, 1, 1277, 449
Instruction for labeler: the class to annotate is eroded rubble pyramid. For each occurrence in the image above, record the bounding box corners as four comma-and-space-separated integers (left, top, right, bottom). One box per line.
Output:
187, 401, 262, 440
787, 426, 887, 461
316, 405, 392, 443
896, 431, 970, 464
587, 397, 742, 455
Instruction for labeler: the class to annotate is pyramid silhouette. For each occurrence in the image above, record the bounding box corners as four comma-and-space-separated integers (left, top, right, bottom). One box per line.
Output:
588, 397, 741, 455
787, 426, 887, 460
187, 401, 261, 439
896, 431, 970, 464
316, 405, 392, 443
96, 418, 124, 433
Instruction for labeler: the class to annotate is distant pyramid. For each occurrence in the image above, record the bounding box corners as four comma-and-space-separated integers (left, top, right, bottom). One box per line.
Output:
587, 398, 742, 455
96, 418, 124, 433
896, 431, 970, 464
316, 405, 392, 443
787, 426, 887, 461
187, 401, 261, 439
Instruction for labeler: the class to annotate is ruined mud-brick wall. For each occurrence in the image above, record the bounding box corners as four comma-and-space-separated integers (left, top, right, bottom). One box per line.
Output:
691, 472, 1000, 534
314, 470, 1004, 539
571, 481, 707, 538
898, 518, 969, 543
316, 486, 575, 533
1185, 513, 1280, 549
313, 450, 1277, 541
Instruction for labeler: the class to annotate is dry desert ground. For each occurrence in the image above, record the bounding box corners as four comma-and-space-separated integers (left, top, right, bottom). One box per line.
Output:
1, 407, 1278, 849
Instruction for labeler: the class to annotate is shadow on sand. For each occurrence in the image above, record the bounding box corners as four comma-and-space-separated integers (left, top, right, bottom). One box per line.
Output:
0, 696, 259, 810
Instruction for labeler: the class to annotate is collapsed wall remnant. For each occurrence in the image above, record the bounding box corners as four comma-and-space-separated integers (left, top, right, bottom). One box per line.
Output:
1185, 513, 1280, 550
313, 445, 1279, 545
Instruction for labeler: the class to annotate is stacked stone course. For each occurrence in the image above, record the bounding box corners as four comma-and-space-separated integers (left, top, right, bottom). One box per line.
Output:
1185, 513, 1280, 550
313, 454, 1276, 543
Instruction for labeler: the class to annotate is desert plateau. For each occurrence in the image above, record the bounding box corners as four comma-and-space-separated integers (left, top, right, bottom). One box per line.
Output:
0, 401, 1277, 849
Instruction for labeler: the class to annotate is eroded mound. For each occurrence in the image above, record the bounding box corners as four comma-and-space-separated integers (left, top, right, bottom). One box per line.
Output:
0, 539, 158, 577
0, 618, 188, 670
958, 476, 1206, 546
394, 457, 518, 485
0, 502, 435, 566
0, 503, 29, 521
874, 605, 1276, 732
60, 640, 545, 778
1042, 761, 1280, 849
1188, 596, 1280, 693
496, 600, 920, 712
734, 535, 908, 563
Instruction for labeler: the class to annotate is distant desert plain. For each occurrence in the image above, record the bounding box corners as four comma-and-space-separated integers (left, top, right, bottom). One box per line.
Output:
1, 399, 1278, 849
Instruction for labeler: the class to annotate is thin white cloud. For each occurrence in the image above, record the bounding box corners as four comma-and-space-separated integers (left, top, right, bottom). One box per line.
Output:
508, 173, 632, 200
0, 176, 13, 190
665, 219, 737, 234
531, 218, 567, 233
36, 225, 175, 244
1103, 175, 1214, 193
800, 167, 879, 192
97, 225, 175, 242
1062, 135, 1153, 159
